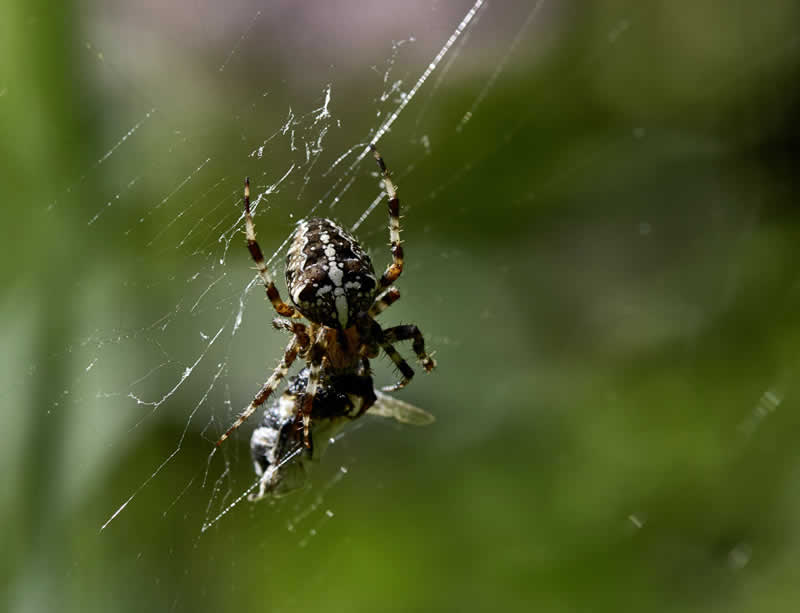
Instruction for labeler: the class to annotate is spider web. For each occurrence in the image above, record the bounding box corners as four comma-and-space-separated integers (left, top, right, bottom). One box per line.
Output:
7, 0, 800, 611
67, 0, 496, 537
68, 0, 770, 538
34, 0, 795, 539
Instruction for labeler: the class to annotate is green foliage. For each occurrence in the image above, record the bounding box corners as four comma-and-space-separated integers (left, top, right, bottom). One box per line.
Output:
3, 1, 800, 611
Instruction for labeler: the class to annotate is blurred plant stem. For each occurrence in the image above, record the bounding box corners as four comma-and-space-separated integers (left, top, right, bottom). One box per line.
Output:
1, 1, 99, 610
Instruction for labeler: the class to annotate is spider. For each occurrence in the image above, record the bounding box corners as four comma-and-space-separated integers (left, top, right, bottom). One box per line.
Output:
216, 144, 436, 451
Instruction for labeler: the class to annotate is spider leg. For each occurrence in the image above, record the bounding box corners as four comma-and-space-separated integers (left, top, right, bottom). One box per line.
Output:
272, 318, 310, 346
370, 145, 404, 290
298, 329, 327, 448
243, 177, 296, 318
272, 317, 295, 333
215, 336, 301, 446
368, 287, 401, 318
382, 325, 436, 372
379, 339, 415, 392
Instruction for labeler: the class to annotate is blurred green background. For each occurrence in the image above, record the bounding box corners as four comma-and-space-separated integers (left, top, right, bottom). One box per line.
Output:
3, 0, 800, 611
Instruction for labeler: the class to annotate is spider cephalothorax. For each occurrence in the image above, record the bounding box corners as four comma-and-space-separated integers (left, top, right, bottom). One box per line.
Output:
216, 145, 435, 451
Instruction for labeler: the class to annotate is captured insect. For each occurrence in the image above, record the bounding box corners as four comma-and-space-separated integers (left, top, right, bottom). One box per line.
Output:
249, 367, 434, 500
216, 144, 436, 476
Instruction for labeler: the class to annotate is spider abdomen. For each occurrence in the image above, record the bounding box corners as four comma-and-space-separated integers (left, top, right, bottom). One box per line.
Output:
285, 217, 377, 328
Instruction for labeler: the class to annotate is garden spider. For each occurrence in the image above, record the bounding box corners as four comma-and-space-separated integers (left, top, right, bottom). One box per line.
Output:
216, 144, 436, 450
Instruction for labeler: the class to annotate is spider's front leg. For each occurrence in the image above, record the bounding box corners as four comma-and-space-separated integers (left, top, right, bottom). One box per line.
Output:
215, 334, 304, 447
360, 317, 415, 392
298, 329, 328, 448
379, 339, 416, 392
383, 325, 436, 373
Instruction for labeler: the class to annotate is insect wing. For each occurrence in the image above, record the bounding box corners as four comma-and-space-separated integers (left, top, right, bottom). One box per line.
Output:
368, 391, 436, 426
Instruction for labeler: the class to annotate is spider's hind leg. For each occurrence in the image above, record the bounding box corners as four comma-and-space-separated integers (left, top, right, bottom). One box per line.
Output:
216, 336, 301, 446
